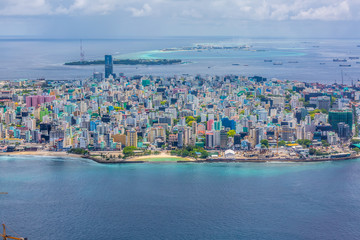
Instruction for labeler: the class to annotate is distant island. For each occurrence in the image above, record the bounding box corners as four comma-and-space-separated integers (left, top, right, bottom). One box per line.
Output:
161, 44, 252, 52
65, 59, 182, 66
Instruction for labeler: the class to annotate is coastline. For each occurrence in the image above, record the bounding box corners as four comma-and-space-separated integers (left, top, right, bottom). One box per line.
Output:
0, 151, 359, 164
86, 152, 195, 163
0, 151, 83, 159
127, 153, 194, 162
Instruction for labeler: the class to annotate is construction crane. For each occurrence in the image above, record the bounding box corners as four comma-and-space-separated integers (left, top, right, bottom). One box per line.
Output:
1, 224, 27, 240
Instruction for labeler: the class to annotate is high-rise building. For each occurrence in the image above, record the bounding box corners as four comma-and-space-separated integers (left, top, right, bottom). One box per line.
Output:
178, 130, 184, 148
207, 119, 214, 130
249, 128, 260, 148
328, 110, 353, 132
220, 130, 228, 149
105, 55, 113, 78
205, 132, 214, 148
317, 96, 331, 111
281, 125, 294, 142
234, 134, 241, 149
214, 121, 222, 131
191, 121, 197, 136
126, 129, 138, 147
338, 122, 350, 139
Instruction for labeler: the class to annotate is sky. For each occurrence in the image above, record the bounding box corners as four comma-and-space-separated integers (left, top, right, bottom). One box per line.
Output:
0, 0, 360, 38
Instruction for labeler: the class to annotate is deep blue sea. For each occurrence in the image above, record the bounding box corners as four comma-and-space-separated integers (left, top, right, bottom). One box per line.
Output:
1, 156, 360, 239
1, 37, 360, 83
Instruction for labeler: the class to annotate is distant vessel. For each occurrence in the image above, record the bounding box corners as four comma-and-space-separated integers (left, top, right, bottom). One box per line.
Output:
339, 64, 351, 67
273, 62, 283, 65
288, 61, 298, 63
356, 62, 360, 64
333, 58, 347, 62
264, 59, 272, 62
349, 57, 359, 60
232, 63, 240, 66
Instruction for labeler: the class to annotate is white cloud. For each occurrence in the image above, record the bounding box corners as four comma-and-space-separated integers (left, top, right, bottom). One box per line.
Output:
0, 0, 52, 16
127, 3, 152, 17
0, 0, 359, 21
292, 1, 351, 20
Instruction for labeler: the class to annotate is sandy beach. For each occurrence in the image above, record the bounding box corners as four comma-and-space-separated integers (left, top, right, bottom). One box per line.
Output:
127, 152, 194, 162
0, 150, 193, 163
0, 151, 82, 159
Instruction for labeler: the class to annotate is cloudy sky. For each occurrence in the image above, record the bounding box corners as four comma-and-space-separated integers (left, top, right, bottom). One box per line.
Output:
0, 0, 359, 38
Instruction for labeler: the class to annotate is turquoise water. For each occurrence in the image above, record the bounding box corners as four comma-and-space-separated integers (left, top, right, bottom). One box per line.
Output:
117, 48, 306, 60
1, 37, 360, 83
1, 156, 360, 239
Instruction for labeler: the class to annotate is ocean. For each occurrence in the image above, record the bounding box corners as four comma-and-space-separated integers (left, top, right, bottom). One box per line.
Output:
1, 156, 360, 239
0, 37, 360, 84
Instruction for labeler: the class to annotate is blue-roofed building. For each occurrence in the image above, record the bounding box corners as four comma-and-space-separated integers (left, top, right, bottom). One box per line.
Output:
222, 117, 236, 130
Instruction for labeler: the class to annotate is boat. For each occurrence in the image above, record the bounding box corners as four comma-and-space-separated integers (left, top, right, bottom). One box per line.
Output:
339, 64, 351, 67
330, 153, 351, 158
232, 63, 240, 66
349, 57, 359, 60
333, 58, 347, 62
273, 62, 283, 65
1, 224, 27, 240
264, 59, 272, 62
288, 61, 298, 63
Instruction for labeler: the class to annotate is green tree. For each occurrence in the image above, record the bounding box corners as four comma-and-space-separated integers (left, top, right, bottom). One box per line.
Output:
68, 148, 89, 155
278, 140, 286, 147
123, 146, 137, 158
187, 120, 195, 127
320, 108, 328, 114
309, 148, 316, 155
227, 130, 236, 137
296, 139, 312, 148
200, 151, 209, 159
353, 147, 360, 154
321, 140, 330, 147
260, 139, 269, 148
185, 116, 195, 124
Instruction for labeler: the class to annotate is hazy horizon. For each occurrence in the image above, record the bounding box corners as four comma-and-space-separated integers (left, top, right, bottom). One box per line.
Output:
1, 0, 360, 39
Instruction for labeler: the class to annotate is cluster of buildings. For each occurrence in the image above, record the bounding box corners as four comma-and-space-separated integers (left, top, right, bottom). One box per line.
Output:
0, 56, 358, 157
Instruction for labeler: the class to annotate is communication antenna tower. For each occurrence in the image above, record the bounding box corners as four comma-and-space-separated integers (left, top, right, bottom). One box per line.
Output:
80, 39, 85, 62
